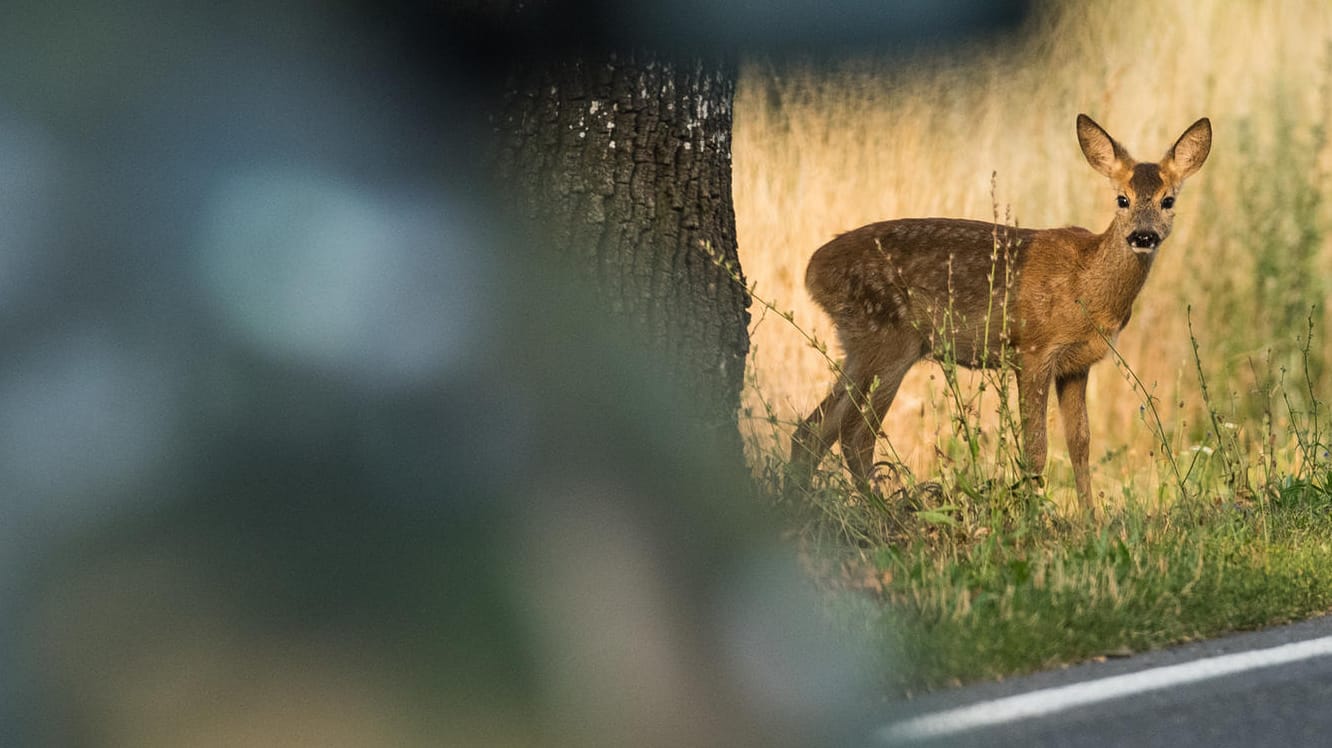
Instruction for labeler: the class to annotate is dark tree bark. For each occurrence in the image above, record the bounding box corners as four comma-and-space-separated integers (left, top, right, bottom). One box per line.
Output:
494, 50, 752, 462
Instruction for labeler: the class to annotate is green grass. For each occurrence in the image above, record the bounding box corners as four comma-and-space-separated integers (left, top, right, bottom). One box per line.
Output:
871, 477, 1332, 694
782, 464, 1332, 697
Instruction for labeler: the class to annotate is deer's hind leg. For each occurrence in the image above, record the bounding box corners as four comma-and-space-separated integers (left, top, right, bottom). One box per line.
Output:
837, 337, 924, 489
790, 340, 884, 488
790, 388, 843, 487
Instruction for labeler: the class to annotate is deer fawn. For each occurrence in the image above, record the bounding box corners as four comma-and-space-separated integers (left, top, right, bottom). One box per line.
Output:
791, 114, 1211, 510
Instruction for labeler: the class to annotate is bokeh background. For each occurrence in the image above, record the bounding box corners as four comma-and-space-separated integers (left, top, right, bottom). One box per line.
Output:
0, 2, 893, 745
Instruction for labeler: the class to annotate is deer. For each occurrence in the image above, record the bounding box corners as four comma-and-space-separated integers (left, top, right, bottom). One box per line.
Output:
790, 114, 1211, 511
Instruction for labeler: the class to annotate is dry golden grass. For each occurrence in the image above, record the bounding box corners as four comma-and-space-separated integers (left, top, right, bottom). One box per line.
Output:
734, 0, 1332, 507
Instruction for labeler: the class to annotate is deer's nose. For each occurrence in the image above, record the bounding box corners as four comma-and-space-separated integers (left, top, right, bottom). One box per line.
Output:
1128, 230, 1160, 250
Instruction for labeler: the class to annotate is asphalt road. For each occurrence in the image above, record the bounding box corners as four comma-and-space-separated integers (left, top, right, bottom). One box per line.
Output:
876, 613, 1332, 747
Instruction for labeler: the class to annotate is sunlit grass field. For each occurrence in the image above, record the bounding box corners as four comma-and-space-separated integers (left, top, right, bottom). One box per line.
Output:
734, 0, 1332, 511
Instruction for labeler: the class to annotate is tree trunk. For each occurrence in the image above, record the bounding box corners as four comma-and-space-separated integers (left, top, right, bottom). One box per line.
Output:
494, 50, 752, 462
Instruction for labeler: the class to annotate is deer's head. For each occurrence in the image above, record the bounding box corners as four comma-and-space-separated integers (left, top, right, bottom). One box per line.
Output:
1076, 114, 1212, 255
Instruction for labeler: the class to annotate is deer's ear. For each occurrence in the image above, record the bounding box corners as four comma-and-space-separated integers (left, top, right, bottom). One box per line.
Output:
1163, 117, 1212, 182
1077, 114, 1133, 179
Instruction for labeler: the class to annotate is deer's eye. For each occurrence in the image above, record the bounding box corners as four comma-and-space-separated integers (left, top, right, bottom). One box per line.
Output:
1161, 196, 1175, 209
1117, 195, 1130, 209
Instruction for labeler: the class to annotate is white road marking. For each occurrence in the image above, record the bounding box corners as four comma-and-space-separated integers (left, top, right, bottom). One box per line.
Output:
879, 634, 1332, 743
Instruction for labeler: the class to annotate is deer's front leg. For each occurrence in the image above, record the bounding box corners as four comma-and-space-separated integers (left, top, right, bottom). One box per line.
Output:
1056, 370, 1092, 510
1017, 358, 1054, 486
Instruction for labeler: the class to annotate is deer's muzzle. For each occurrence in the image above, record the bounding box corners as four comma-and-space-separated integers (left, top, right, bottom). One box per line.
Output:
1128, 230, 1161, 252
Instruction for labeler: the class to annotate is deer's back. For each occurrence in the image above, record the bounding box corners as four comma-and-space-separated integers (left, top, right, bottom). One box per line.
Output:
806, 219, 1035, 362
